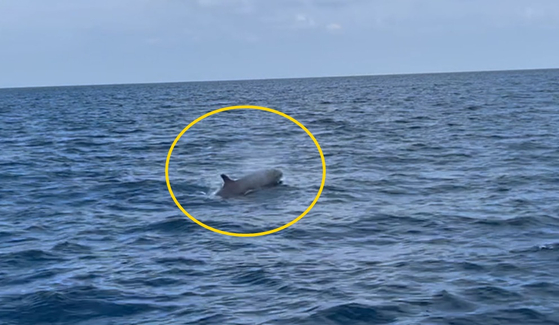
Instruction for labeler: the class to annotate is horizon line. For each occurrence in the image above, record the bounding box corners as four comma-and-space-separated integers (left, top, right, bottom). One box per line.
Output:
1, 67, 558, 91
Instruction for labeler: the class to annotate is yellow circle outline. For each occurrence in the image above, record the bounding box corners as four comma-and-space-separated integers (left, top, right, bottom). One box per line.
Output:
165, 105, 326, 237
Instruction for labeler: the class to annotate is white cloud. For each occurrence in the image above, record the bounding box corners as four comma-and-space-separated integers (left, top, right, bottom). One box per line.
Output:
295, 13, 316, 28
145, 37, 160, 44
196, 0, 217, 7
326, 23, 342, 30
295, 14, 306, 22
195, 0, 254, 14
523, 7, 545, 21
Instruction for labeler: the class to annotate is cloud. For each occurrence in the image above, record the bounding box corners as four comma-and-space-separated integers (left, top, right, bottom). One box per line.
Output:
145, 37, 160, 45
326, 23, 342, 31
196, 0, 254, 14
295, 13, 316, 28
521, 7, 543, 24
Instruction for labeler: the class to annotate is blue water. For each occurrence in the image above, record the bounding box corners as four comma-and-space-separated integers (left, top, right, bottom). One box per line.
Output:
1, 69, 559, 325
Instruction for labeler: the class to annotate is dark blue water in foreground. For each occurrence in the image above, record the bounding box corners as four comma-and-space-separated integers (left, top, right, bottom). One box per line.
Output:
1, 69, 559, 325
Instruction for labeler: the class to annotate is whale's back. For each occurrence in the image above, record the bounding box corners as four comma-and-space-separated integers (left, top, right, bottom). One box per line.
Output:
216, 168, 282, 198
236, 169, 282, 192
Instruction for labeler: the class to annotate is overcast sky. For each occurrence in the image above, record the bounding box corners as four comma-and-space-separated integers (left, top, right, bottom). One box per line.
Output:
1, 0, 558, 88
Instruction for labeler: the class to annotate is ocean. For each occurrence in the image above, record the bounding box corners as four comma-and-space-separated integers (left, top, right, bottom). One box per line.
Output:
1, 69, 559, 324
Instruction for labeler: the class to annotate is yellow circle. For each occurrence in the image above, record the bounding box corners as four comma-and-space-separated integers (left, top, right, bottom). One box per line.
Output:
165, 105, 326, 237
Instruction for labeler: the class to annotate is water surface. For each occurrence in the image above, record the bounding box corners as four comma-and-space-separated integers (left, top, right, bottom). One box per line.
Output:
1, 69, 559, 324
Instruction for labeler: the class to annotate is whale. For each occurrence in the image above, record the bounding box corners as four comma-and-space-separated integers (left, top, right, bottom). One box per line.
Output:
215, 168, 283, 198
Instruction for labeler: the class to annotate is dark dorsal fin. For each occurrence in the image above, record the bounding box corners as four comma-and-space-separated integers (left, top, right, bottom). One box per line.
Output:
220, 174, 234, 184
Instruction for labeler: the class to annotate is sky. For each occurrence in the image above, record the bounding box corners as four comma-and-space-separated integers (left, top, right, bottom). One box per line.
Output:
1, 0, 558, 88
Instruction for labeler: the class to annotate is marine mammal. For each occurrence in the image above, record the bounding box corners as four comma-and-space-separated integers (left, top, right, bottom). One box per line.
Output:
215, 168, 283, 198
